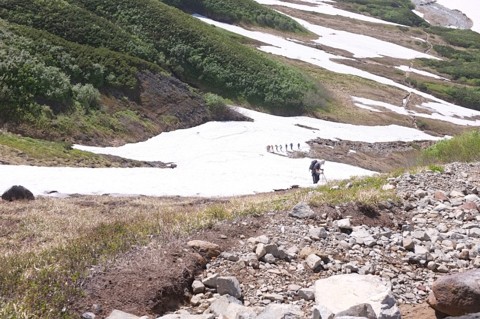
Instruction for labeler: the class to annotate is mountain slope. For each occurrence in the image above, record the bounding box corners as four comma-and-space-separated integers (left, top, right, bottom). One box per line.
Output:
0, 0, 327, 146
0, 0, 479, 153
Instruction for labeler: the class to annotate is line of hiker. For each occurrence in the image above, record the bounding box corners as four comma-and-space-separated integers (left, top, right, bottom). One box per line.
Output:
267, 142, 301, 153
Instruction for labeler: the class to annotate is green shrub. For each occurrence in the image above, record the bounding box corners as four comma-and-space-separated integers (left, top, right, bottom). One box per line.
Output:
204, 92, 229, 118
421, 130, 480, 163
72, 83, 100, 111
427, 164, 444, 173
335, 0, 428, 27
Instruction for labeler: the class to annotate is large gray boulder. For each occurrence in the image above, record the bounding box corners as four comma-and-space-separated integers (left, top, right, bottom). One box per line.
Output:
106, 310, 141, 319
335, 303, 377, 319
314, 274, 400, 319
289, 202, 315, 219
428, 269, 480, 316
216, 276, 242, 299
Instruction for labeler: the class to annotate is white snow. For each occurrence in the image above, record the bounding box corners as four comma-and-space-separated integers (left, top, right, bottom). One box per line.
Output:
395, 65, 448, 80
412, 10, 425, 19
0, 107, 440, 198
297, 18, 435, 59
352, 97, 410, 116
352, 97, 480, 126
435, 0, 480, 34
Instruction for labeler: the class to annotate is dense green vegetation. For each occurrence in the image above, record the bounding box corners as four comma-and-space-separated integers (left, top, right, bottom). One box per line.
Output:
421, 130, 480, 164
428, 27, 480, 50
410, 27, 480, 109
0, 21, 162, 118
406, 78, 480, 110
335, 0, 428, 27
161, 0, 307, 33
0, 0, 325, 138
69, 0, 322, 113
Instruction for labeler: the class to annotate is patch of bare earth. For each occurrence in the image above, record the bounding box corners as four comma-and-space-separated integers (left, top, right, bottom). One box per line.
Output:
71, 215, 268, 317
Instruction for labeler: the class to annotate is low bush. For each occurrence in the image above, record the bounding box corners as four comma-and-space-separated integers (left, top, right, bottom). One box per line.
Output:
421, 130, 480, 164
335, 0, 428, 26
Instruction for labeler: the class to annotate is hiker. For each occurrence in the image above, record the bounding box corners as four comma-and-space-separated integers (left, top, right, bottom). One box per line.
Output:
309, 159, 325, 184
290, 143, 293, 150
275, 145, 278, 152
285, 144, 288, 152
297, 143, 301, 150
279, 145, 283, 152
309, 160, 319, 184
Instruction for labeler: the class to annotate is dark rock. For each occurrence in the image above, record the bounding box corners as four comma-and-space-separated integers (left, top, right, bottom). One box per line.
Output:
289, 202, 315, 219
2, 185, 35, 201
336, 303, 377, 319
444, 313, 480, 319
428, 269, 480, 316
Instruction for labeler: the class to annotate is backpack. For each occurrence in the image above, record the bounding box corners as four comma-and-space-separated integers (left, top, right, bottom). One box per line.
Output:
309, 160, 318, 170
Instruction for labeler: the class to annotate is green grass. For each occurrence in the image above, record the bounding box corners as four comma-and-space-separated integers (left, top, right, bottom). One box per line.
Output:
0, 131, 128, 167
421, 130, 480, 164
0, 132, 89, 160
335, 0, 428, 27
309, 175, 397, 206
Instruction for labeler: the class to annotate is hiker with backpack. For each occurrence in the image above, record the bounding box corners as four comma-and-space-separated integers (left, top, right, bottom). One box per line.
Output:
309, 159, 325, 184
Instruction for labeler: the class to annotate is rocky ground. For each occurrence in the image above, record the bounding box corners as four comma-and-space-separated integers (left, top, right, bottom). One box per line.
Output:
411, 0, 473, 30
305, 138, 435, 173
76, 162, 480, 319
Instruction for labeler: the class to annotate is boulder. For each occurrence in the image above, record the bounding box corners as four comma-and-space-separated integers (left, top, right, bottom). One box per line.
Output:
427, 269, 480, 316
216, 276, 242, 299
289, 202, 314, 219
2, 185, 35, 201
209, 295, 255, 319
444, 313, 480, 319
314, 274, 400, 319
335, 303, 377, 319
105, 310, 140, 319
256, 304, 303, 319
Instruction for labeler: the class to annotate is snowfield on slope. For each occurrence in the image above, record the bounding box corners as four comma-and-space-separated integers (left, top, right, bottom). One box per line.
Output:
0, 107, 439, 197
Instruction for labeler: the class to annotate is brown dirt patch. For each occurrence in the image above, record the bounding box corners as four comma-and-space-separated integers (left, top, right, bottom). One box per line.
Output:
72, 215, 268, 318
400, 302, 439, 319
